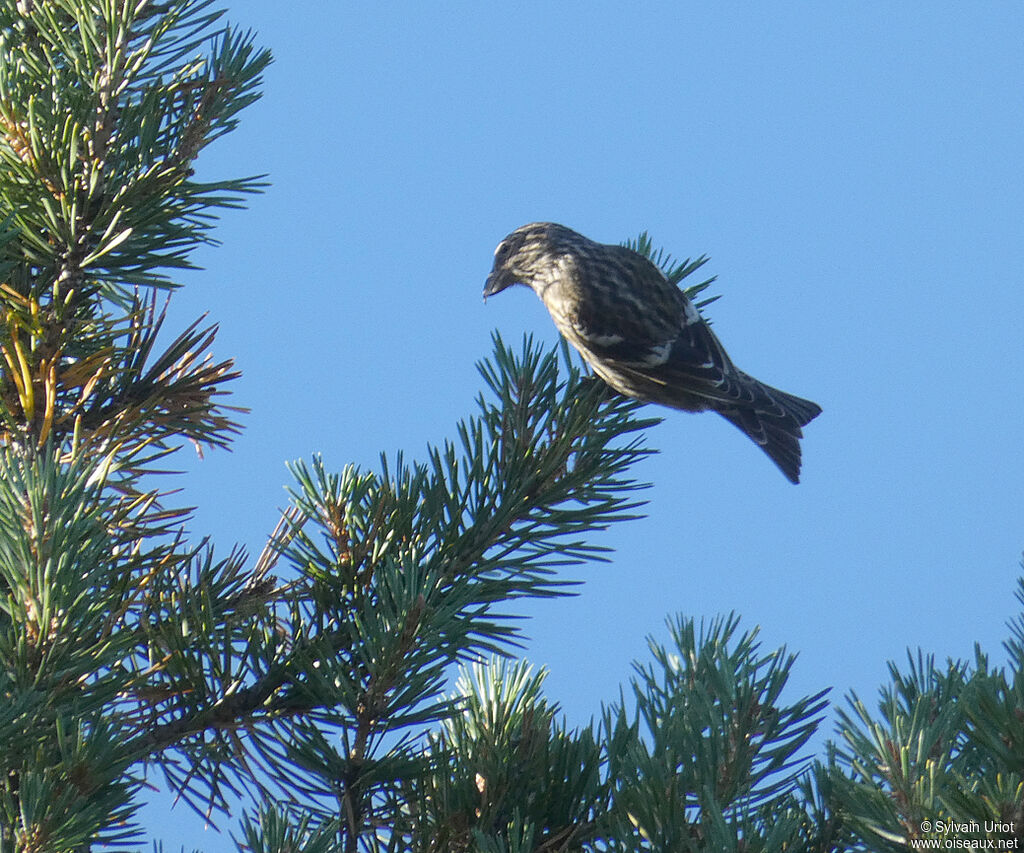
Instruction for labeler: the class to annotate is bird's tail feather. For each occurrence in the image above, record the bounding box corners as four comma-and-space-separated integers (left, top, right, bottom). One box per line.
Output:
768, 386, 822, 428
718, 382, 822, 484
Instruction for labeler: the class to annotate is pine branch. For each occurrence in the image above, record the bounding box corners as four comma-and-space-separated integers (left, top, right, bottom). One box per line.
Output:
0, 2, 265, 457
127, 334, 657, 828
601, 613, 829, 850
0, 5, 270, 846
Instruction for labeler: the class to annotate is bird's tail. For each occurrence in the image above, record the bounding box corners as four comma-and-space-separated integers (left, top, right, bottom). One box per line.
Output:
718, 380, 822, 484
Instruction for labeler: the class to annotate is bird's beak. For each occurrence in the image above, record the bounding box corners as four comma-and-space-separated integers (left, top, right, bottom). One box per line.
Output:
483, 268, 515, 300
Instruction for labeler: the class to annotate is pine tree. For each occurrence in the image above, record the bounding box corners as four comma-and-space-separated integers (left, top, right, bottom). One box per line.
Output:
0, 4, 1021, 853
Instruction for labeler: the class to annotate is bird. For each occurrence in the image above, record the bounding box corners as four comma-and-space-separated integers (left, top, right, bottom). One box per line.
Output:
483, 222, 821, 483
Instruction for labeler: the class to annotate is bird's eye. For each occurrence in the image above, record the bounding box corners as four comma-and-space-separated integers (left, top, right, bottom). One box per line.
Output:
494, 241, 510, 262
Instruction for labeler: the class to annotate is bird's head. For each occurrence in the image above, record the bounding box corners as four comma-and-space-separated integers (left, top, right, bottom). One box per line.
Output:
483, 222, 580, 299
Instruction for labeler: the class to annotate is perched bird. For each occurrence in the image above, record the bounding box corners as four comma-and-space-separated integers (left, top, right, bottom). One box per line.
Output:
483, 222, 821, 483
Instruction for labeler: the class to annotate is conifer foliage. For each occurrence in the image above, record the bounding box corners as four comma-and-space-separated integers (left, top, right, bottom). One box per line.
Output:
0, 4, 1021, 852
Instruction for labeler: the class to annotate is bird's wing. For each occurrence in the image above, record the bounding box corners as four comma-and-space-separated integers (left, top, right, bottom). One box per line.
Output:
568, 297, 766, 410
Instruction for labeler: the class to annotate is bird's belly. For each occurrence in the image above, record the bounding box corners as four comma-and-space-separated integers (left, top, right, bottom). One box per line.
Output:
584, 355, 711, 413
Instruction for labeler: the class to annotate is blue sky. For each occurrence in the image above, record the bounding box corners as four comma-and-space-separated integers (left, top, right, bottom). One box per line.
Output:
143, 3, 1024, 848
